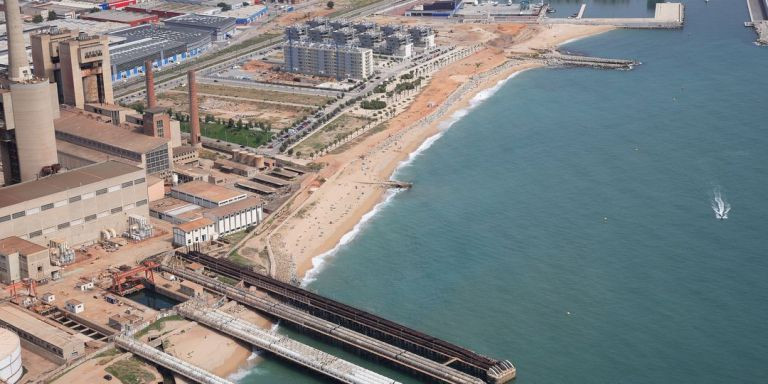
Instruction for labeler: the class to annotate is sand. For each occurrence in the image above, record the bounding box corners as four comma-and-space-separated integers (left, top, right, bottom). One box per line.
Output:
262, 24, 614, 283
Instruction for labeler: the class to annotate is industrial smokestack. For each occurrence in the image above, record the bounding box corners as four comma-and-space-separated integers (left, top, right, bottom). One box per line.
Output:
4, 0, 32, 81
187, 70, 201, 148
145, 60, 156, 109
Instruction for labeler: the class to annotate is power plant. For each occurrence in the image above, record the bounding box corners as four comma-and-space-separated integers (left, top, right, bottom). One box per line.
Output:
0, 0, 60, 185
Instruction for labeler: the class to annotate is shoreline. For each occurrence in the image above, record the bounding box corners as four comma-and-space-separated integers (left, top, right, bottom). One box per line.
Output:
288, 25, 615, 283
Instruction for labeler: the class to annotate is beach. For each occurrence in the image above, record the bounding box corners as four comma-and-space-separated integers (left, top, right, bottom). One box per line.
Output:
261, 23, 614, 283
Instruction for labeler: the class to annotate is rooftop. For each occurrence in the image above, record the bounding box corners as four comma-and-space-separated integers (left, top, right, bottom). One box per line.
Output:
164, 13, 235, 28
149, 197, 200, 215
110, 24, 210, 45
0, 305, 83, 349
55, 109, 169, 154
0, 236, 47, 255
203, 196, 261, 218
172, 180, 245, 203
175, 217, 214, 232
0, 161, 144, 209
81, 9, 157, 23
128, 1, 219, 14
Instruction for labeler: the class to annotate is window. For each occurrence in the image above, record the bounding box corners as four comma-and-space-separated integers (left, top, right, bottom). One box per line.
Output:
41, 203, 54, 211
29, 230, 42, 238
136, 199, 148, 206
84, 214, 97, 222
57, 222, 70, 229
122, 181, 134, 188
134, 177, 146, 184
96, 188, 108, 195
110, 207, 122, 214
0, 215, 10, 223
12, 211, 25, 219
69, 195, 81, 203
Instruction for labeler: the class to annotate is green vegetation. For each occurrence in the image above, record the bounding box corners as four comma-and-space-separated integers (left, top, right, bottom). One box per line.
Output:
180, 121, 271, 148
32, 15, 43, 23
95, 348, 121, 359
218, 275, 240, 286
331, 123, 388, 154
327, 1, 335, 9
47, 11, 58, 20
133, 315, 183, 339
292, 114, 372, 156
105, 358, 155, 384
328, 0, 382, 17
217, 2, 232, 11
360, 100, 387, 110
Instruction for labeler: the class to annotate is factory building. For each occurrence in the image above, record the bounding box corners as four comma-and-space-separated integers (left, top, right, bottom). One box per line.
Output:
168, 195, 263, 246
218, 5, 268, 24
30, 31, 114, 109
283, 41, 373, 80
164, 14, 236, 42
0, 328, 22, 384
0, 161, 150, 247
0, 304, 85, 364
170, 180, 246, 208
125, 0, 220, 18
0, 0, 61, 185
54, 108, 173, 175
108, 25, 211, 81
80, 9, 160, 26
0, 236, 57, 284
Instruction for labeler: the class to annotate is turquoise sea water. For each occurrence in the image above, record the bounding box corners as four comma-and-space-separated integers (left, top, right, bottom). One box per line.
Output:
240, 1, 768, 383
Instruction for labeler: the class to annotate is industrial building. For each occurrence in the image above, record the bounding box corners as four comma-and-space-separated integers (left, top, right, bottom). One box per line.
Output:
31, 31, 114, 109
283, 40, 374, 80
125, 0, 220, 18
170, 195, 263, 246
218, 4, 269, 24
54, 108, 173, 175
163, 14, 236, 42
171, 180, 247, 208
0, 328, 23, 384
0, 236, 57, 284
80, 9, 160, 26
0, 160, 150, 247
405, 0, 461, 16
108, 25, 211, 81
0, 304, 85, 364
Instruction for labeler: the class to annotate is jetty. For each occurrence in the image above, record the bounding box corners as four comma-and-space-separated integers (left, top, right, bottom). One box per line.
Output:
745, 0, 768, 44
115, 335, 234, 384
161, 251, 517, 384
541, 51, 637, 70
359, 180, 414, 189
543, 3, 684, 29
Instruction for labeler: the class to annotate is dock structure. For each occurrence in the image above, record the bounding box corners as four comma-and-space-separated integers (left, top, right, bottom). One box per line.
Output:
746, 0, 768, 44
576, 4, 586, 19
177, 301, 401, 384
543, 3, 684, 28
165, 251, 517, 384
114, 335, 234, 384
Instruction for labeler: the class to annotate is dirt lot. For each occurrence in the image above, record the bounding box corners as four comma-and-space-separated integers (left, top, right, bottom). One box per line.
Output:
181, 83, 331, 106
242, 58, 338, 86
158, 92, 313, 129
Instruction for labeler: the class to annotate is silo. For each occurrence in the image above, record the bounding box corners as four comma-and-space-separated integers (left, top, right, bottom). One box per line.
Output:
254, 155, 265, 169
244, 153, 257, 166
11, 80, 59, 181
0, 328, 23, 384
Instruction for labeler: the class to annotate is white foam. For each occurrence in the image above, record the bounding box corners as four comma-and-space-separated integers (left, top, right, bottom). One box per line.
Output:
711, 187, 731, 220
227, 349, 265, 382
301, 69, 529, 286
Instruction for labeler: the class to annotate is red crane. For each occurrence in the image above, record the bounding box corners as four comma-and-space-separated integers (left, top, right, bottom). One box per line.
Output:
111, 261, 158, 295
5, 278, 37, 298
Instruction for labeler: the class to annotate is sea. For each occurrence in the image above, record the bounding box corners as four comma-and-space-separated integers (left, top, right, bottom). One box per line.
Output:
237, 1, 768, 383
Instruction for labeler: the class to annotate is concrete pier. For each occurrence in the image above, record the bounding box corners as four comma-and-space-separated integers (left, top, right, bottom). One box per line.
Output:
164, 264, 494, 384
115, 335, 234, 384
177, 301, 402, 384
746, 0, 768, 44
543, 3, 684, 29
541, 52, 637, 70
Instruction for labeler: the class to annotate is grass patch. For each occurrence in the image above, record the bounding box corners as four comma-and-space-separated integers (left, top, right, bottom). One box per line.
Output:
329, 0, 383, 17
218, 275, 240, 286
180, 121, 271, 148
95, 348, 121, 359
293, 113, 372, 156
133, 315, 183, 339
228, 249, 255, 266
181, 83, 331, 106
330, 122, 388, 154
222, 231, 248, 245
105, 358, 155, 384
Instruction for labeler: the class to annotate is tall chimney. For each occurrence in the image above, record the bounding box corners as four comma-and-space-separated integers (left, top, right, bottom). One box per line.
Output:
145, 60, 156, 109
187, 70, 201, 148
4, 0, 31, 82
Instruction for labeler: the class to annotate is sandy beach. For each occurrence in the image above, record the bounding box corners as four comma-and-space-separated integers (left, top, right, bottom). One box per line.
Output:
261, 23, 614, 283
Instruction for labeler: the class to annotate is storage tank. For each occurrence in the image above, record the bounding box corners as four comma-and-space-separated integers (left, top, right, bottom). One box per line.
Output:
0, 328, 23, 384
254, 155, 265, 169
10, 80, 59, 182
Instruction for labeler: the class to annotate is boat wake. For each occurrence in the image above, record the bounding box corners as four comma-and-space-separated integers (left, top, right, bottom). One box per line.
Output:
711, 188, 731, 220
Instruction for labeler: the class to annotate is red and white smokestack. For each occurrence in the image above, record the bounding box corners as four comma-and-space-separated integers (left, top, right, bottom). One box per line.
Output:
145, 60, 157, 109
187, 70, 201, 148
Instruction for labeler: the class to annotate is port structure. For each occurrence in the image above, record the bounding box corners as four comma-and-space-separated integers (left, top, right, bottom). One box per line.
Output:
111, 261, 158, 296
168, 251, 516, 384
177, 300, 402, 384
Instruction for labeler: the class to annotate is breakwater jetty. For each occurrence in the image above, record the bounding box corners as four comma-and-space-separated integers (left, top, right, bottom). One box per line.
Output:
163, 251, 517, 383
541, 52, 637, 70
543, 3, 684, 29
745, 0, 768, 45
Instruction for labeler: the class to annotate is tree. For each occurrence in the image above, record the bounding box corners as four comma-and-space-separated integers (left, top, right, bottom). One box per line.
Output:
242, 1, 249, 6
47, 11, 58, 20
326, 1, 334, 9
217, 2, 232, 11
89, 7, 100, 13
32, 15, 44, 23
